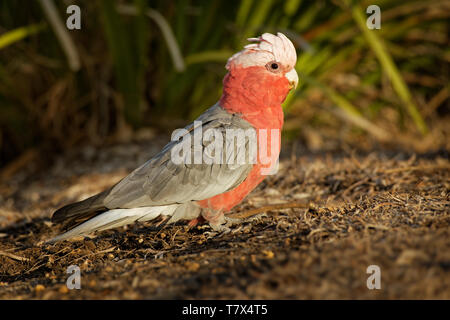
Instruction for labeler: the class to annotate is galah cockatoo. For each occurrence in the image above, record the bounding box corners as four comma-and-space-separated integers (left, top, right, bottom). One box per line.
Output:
49, 32, 298, 242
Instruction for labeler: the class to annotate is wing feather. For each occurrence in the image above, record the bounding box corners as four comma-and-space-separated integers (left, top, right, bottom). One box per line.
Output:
103, 103, 256, 209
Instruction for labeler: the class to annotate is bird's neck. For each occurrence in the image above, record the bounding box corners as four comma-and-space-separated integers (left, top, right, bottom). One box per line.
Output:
219, 66, 289, 129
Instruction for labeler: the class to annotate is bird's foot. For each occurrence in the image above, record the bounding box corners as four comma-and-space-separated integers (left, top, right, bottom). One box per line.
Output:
204, 216, 242, 238
204, 214, 267, 238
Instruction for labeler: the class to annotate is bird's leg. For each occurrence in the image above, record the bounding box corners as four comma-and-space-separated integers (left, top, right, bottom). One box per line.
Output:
187, 215, 205, 228
201, 209, 231, 238
204, 217, 231, 238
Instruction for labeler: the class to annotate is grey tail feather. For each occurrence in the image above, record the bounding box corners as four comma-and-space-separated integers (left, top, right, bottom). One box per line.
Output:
46, 205, 177, 243
51, 189, 110, 229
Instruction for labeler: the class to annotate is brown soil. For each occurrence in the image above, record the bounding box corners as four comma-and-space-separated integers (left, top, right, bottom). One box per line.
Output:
0, 140, 448, 299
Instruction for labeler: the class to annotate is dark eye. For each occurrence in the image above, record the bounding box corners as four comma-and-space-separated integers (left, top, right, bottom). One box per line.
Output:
266, 61, 281, 73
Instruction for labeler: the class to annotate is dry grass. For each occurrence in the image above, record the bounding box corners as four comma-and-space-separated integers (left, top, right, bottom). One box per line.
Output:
0, 137, 448, 299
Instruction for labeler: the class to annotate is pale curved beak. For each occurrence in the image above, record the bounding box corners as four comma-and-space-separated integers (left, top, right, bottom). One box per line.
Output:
285, 68, 299, 90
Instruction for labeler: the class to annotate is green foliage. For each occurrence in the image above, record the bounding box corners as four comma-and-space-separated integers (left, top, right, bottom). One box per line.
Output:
0, 0, 448, 165
0, 23, 46, 50
100, 0, 147, 127
350, 2, 428, 134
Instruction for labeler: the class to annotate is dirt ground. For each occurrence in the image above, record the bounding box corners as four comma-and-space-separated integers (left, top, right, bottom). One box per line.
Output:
0, 138, 448, 299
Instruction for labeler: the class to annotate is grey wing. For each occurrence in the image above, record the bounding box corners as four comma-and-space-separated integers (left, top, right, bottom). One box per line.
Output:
103, 104, 257, 209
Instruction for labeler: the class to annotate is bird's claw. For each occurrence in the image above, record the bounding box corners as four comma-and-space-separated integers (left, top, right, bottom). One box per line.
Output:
205, 214, 267, 238
203, 227, 230, 239
205, 216, 242, 238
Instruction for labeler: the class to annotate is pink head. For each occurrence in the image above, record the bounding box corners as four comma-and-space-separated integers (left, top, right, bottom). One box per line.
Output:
220, 32, 299, 127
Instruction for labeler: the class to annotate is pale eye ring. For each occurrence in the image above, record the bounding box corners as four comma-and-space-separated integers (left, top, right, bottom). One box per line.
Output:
266, 61, 282, 73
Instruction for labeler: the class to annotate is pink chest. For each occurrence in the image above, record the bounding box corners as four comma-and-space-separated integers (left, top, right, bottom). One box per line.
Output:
197, 66, 288, 212
198, 107, 283, 212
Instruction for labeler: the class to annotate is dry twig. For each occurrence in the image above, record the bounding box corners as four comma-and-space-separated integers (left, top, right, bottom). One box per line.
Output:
229, 202, 312, 219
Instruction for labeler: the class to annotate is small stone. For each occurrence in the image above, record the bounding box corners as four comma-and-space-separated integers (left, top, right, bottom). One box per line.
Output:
59, 285, 69, 294
396, 250, 428, 265
104, 266, 113, 273
185, 261, 200, 272
35, 284, 45, 292
262, 250, 275, 259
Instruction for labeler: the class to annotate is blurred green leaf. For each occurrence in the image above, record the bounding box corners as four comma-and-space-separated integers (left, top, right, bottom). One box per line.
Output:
350, 3, 428, 135
100, 0, 144, 127
0, 23, 46, 50
284, 0, 302, 17
236, 0, 254, 28
185, 50, 233, 66
302, 74, 389, 141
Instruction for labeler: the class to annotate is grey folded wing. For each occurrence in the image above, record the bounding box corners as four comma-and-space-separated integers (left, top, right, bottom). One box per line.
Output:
103, 103, 257, 209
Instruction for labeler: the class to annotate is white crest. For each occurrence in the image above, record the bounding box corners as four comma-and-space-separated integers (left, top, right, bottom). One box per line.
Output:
226, 32, 297, 71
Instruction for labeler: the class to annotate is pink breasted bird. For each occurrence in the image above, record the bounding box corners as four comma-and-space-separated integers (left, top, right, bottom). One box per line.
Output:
49, 32, 298, 242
